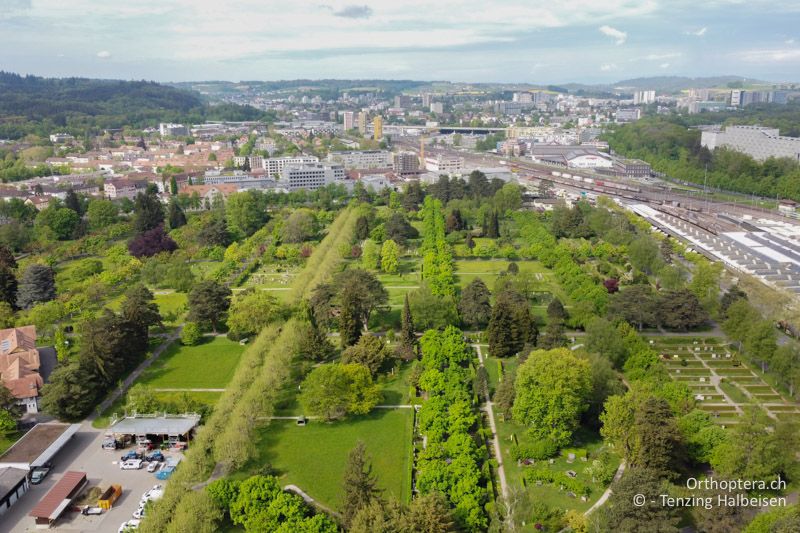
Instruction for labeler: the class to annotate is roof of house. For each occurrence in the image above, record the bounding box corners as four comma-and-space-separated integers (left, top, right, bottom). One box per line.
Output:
0, 326, 43, 399
179, 184, 239, 197
29, 471, 87, 520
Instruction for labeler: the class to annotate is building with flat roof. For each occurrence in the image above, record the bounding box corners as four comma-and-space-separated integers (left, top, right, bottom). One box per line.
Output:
109, 413, 201, 439
373, 116, 383, 140
424, 155, 464, 174
326, 150, 392, 169
392, 151, 419, 176
0, 423, 80, 471
281, 164, 346, 191
0, 467, 28, 516
701, 125, 800, 162
263, 156, 319, 177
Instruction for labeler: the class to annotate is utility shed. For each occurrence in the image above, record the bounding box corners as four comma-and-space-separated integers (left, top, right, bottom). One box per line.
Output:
0, 467, 29, 516
0, 423, 80, 470
28, 471, 87, 527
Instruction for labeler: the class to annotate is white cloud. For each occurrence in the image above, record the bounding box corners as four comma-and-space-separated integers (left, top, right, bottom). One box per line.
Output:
660, 62, 670, 68
599, 25, 627, 45
739, 48, 800, 62
96, 50, 111, 59
600, 63, 618, 71
786, 38, 796, 44
644, 52, 682, 60
686, 26, 707, 36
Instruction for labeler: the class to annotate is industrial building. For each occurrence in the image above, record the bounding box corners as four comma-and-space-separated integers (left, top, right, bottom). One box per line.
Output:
701, 125, 800, 162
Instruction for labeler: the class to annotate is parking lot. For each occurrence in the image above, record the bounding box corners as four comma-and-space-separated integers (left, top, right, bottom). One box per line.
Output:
0, 421, 183, 532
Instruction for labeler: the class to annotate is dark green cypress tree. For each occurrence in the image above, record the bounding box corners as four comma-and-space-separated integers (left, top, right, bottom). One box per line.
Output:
399, 294, 416, 359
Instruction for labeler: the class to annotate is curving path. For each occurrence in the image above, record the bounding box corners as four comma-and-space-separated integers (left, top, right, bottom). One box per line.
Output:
472, 344, 509, 500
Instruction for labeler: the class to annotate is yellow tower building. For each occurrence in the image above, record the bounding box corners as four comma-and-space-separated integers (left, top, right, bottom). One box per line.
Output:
373, 116, 383, 140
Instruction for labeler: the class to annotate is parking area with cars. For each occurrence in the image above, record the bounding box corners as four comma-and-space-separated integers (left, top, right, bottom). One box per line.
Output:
0, 422, 183, 532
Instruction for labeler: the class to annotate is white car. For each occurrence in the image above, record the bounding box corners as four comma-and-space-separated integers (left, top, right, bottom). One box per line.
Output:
120, 459, 143, 470
118, 519, 140, 532
133, 505, 146, 520
146, 461, 160, 473
140, 486, 164, 504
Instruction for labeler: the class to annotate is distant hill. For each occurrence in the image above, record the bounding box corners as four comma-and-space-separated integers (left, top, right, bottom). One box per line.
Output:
0, 72, 273, 139
562, 75, 776, 95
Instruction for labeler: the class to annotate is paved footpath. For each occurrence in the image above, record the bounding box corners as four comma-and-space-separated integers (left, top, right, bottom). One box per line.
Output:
472, 344, 509, 500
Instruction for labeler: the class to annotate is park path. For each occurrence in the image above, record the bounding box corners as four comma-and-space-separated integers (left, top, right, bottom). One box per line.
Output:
285, 485, 339, 518
584, 461, 627, 516
90, 326, 182, 421
472, 344, 509, 500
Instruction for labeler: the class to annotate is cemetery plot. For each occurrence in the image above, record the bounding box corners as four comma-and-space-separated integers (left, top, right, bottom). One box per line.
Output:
649, 337, 800, 421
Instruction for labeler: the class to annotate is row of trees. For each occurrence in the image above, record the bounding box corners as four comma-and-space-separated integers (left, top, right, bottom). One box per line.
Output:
415, 327, 488, 531
420, 197, 455, 297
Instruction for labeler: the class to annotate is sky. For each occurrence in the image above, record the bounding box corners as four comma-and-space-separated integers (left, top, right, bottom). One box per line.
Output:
1, 0, 799, 84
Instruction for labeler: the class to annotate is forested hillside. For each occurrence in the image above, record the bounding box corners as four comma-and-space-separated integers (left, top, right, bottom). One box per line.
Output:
0, 72, 274, 139
604, 110, 800, 201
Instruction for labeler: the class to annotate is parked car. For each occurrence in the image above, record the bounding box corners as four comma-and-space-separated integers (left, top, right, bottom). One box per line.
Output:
154, 465, 175, 480
30, 464, 52, 485
120, 459, 143, 470
145, 451, 164, 463
133, 505, 146, 520
146, 462, 160, 473
102, 438, 119, 451
81, 506, 103, 515
120, 451, 142, 462
118, 519, 140, 532
140, 485, 163, 503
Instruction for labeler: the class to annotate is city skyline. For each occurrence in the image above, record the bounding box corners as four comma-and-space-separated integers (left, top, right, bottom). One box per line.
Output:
1, 0, 799, 83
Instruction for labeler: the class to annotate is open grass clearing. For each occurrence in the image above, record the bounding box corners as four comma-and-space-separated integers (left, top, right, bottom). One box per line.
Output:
138, 336, 244, 389
247, 409, 414, 509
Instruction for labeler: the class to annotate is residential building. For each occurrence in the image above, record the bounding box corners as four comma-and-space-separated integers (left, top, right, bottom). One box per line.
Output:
254, 138, 276, 154
430, 102, 444, 114
0, 326, 51, 414
48, 133, 74, 144
392, 151, 420, 176
360, 174, 392, 191
104, 178, 147, 199
281, 164, 346, 191
494, 101, 524, 115
688, 101, 726, 114
633, 90, 656, 105
342, 111, 355, 131
700, 125, 800, 162
512, 92, 533, 103
731, 90, 790, 107
202, 170, 276, 189
357, 111, 368, 135
179, 184, 240, 208
394, 95, 411, 108
158, 123, 188, 137
263, 155, 319, 177
615, 108, 641, 122
373, 116, 383, 140
422, 93, 433, 107
326, 150, 392, 169
424, 155, 464, 174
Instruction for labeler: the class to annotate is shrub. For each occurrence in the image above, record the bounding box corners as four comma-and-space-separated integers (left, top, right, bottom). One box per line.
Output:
510, 439, 559, 461
181, 322, 203, 345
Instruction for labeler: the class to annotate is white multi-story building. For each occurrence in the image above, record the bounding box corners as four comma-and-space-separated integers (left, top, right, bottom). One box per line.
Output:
430, 102, 444, 114
281, 164, 346, 191
263, 155, 319, 177
633, 90, 656, 105
615, 108, 641, 122
326, 150, 392, 169
342, 111, 355, 131
425, 155, 464, 174
700, 125, 800, 162
203, 170, 276, 189
159, 123, 188, 137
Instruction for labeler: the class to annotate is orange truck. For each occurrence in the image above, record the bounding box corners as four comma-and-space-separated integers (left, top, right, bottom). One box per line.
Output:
97, 484, 122, 510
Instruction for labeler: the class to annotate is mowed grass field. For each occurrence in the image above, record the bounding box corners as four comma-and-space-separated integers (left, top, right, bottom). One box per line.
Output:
251, 409, 415, 509
138, 336, 244, 389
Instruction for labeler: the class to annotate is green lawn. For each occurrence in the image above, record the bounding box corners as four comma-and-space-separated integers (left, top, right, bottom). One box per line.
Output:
138, 336, 244, 389
250, 409, 414, 509
153, 291, 188, 325
0, 432, 21, 455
